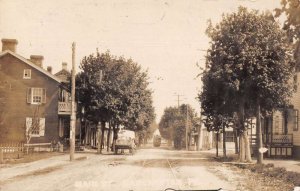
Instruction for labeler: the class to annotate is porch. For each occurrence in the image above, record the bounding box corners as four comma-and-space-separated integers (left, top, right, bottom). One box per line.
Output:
58, 102, 77, 115
264, 134, 293, 158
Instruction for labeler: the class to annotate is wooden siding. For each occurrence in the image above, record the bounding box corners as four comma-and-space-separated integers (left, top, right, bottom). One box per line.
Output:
0, 54, 60, 143
291, 72, 300, 146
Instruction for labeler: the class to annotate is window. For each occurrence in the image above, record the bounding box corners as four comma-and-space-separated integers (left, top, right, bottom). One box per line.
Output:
25, 117, 45, 137
27, 88, 46, 104
275, 116, 279, 133
59, 89, 71, 102
294, 74, 298, 91
294, 110, 299, 131
23, 69, 31, 79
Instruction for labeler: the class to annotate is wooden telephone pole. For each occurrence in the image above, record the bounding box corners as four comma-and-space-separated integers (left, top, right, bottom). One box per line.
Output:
186, 105, 189, 150
70, 42, 76, 161
197, 106, 203, 151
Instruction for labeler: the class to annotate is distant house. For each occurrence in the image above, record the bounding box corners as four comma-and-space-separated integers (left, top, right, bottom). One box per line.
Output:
54, 62, 70, 83
0, 39, 73, 144
54, 62, 73, 142
261, 44, 300, 159
261, 80, 300, 158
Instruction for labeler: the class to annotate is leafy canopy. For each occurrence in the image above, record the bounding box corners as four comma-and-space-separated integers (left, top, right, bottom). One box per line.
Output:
76, 51, 155, 131
159, 104, 198, 147
200, 7, 295, 131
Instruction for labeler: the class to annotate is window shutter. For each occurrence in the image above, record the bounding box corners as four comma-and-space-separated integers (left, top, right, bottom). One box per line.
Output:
294, 110, 298, 131
27, 88, 32, 103
26, 117, 32, 134
42, 88, 46, 103
39, 118, 45, 136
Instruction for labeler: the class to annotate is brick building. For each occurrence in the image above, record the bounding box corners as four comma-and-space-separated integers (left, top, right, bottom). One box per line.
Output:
0, 39, 73, 144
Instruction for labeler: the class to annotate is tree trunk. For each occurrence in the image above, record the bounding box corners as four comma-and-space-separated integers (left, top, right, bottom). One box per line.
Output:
238, 97, 245, 162
99, 121, 105, 154
107, 122, 111, 152
243, 130, 252, 162
97, 125, 101, 154
234, 129, 239, 154
188, 133, 192, 149
84, 121, 87, 147
112, 126, 116, 152
197, 124, 202, 151
237, 96, 252, 162
216, 132, 219, 157
256, 103, 263, 164
112, 125, 118, 152
239, 133, 245, 161
222, 124, 226, 158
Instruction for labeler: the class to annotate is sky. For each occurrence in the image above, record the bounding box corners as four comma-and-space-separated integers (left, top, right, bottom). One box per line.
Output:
0, 0, 282, 122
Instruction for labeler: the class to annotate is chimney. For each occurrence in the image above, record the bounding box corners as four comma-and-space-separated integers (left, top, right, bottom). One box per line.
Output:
47, 66, 52, 74
2, 39, 18, 53
62, 62, 68, 71
30, 55, 44, 68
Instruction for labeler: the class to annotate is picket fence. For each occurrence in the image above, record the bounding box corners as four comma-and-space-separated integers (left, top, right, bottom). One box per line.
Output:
0, 142, 55, 161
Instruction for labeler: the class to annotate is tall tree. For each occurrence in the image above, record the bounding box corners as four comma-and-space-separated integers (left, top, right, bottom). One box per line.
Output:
199, 64, 236, 157
159, 104, 197, 150
159, 107, 178, 142
201, 7, 295, 162
76, 51, 154, 153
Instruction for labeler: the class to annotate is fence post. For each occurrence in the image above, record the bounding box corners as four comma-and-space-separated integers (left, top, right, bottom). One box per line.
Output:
0, 148, 3, 164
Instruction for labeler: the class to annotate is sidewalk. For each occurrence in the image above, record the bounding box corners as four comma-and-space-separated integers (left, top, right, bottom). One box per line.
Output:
201, 147, 300, 173
264, 158, 300, 173
0, 152, 94, 182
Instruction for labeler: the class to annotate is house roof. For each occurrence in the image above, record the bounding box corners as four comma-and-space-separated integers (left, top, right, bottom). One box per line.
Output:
54, 69, 71, 78
0, 50, 62, 83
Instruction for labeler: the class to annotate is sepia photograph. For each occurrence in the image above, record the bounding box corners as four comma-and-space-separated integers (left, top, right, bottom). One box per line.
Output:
0, 0, 300, 190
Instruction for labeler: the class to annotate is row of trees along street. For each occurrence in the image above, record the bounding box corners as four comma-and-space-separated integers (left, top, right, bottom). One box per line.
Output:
159, 104, 199, 150
75, 51, 155, 153
199, 6, 297, 164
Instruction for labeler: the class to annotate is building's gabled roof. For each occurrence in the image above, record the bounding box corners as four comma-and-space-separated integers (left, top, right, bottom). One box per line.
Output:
54, 69, 71, 78
54, 69, 71, 84
0, 50, 61, 83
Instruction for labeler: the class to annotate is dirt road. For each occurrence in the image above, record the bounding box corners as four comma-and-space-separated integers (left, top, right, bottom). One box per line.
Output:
0, 148, 294, 191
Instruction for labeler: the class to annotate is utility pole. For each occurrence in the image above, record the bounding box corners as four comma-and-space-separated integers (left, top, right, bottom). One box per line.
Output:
97, 70, 103, 154
197, 105, 203, 151
174, 93, 184, 108
186, 105, 189, 150
70, 42, 76, 161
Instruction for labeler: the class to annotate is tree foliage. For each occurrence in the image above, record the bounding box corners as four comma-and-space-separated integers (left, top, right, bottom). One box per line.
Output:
199, 7, 295, 161
159, 104, 197, 149
201, 6, 294, 125
275, 0, 300, 70
76, 51, 155, 132
275, 0, 300, 41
